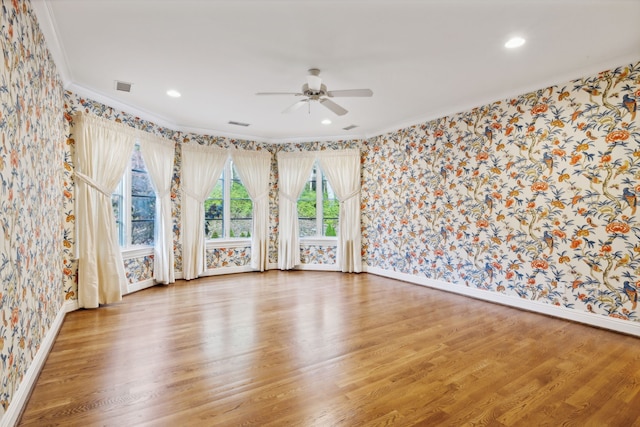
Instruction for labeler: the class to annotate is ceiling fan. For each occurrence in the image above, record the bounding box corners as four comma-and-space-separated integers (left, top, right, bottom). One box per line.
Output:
256, 68, 373, 116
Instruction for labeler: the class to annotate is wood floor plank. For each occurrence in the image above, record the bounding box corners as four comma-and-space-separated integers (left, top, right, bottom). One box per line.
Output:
18, 271, 640, 426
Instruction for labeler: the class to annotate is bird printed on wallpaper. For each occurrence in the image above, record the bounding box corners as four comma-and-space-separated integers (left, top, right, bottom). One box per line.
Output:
542, 230, 554, 254
615, 160, 630, 178
622, 187, 637, 215
623, 281, 637, 310
615, 67, 630, 85
542, 152, 554, 174
484, 262, 493, 283
583, 258, 602, 273
440, 166, 447, 184
615, 253, 630, 270
622, 93, 636, 121
485, 194, 493, 215
440, 226, 448, 244
583, 86, 601, 103
484, 126, 493, 144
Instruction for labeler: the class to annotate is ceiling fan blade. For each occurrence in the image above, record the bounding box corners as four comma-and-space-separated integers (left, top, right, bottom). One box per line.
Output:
256, 92, 303, 96
282, 99, 308, 114
326, 89, 373, 97
319, 98, 348, 116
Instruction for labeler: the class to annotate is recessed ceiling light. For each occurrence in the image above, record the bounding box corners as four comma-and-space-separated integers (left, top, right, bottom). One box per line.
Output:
321, 119, 332, 125
166, 89, 181, 98
505, 37, 526, 49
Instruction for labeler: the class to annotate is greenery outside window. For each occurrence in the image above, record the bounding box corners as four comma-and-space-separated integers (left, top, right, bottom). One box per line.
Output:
112, 143, 155, 247
298, 162, 339, 238
204, 159, 252, 239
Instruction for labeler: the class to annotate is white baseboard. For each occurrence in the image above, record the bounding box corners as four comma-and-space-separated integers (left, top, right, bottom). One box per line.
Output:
64, 299, 79, 313
201, 265, 255, 276
364, 265, 640, 337
125, 278, 155, 294
266, 262, 340, 272
0, 303, 67, 427
295, 263, 341, 272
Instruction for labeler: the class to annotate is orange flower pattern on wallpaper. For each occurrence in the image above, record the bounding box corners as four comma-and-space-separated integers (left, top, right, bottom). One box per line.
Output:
0, 0, 65, 414
361, 62, 640, 322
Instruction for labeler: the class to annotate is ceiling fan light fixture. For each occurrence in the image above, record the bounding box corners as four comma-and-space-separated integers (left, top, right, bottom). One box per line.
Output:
307, 75, 322, 91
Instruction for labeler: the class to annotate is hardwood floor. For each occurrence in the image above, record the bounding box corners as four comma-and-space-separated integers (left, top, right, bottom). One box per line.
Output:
19, 271, 640, 426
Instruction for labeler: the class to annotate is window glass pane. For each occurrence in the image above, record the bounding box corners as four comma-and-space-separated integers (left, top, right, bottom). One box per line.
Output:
229, 162, 252, 238
132, 195, 155, 221
323, 176, 339, 236
132, 220, 154, 246
131, 170, 155, 197
131, 145, 147, 172
298, 169, 317, 237
205, 178, 224, 238
130, 144, 155, 246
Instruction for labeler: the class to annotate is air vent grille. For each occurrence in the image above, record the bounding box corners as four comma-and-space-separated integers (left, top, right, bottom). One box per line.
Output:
115, 81, 132, 92
343, 124, 358, 130
228, 121, 250, 127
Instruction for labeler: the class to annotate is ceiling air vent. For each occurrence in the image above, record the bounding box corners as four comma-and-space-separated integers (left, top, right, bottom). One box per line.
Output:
343, 124, 358, 131
228, 121, 250, 127
115, 80, 132, 92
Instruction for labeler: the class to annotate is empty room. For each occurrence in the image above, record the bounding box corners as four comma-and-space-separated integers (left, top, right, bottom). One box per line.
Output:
1, 0, 640, 425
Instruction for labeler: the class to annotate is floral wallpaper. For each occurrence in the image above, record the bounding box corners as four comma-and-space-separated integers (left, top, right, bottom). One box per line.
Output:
300, 244, 337, 265
5, 0, 637, 421
206, 246, 251, 269
0, 0, 65, 416
123, 255, 154, 285
361, 61, 640, 322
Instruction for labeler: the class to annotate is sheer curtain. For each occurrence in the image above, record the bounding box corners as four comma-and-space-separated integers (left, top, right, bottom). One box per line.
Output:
139, 135, 176, 284
73, 113, 136, 308
277, 151, 316, 270
231, 149, 272, 271
182, 144, 227, 280
319, 149, 362, 273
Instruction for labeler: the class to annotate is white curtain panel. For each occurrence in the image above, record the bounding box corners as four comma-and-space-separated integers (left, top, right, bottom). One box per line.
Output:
277, 151, 316, 270
318, 149, 362, 273
181, 144, 227, 280
139, 135, 176, 284
73, 113, 136, 308
231, 149, 272, 272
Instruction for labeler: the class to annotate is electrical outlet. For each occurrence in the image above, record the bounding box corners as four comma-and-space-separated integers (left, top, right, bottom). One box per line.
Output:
556, 281, 565, 294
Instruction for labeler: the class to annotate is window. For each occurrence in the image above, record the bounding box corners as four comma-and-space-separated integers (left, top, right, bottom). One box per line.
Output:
298, 162, 339, 237
204, 160, 252, 239
112, 143, 155, 247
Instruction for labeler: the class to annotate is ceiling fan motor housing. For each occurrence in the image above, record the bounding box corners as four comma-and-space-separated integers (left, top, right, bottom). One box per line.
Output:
302, 83, 327, 99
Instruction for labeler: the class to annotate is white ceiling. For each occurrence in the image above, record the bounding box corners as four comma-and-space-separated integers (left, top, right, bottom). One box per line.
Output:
33, 0, 640, 142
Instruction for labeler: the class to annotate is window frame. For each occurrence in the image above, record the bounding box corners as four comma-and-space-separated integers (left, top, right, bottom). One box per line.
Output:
299, 162, 338, 242
205, 159, 252, 243
112, 143, 155, 253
